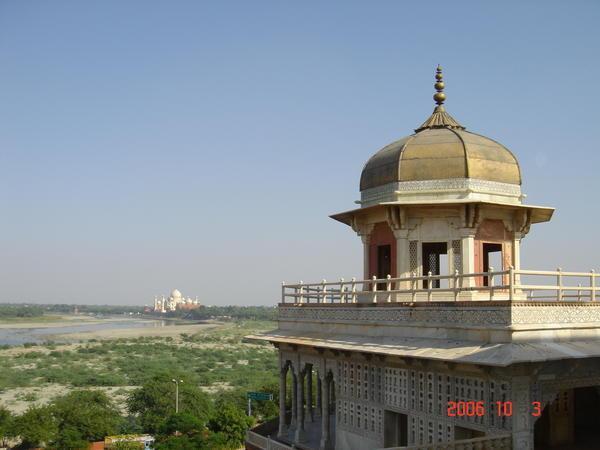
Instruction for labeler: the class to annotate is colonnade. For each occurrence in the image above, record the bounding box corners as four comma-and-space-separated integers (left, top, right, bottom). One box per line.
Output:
278, 361, 334, 450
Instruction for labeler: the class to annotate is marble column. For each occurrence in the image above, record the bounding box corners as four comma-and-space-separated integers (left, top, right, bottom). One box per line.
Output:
512, 376, 534, 450
329, 379, 336, 414
307, 365, 314, 422
320, 374, 332, 450
317, 376, 322, 413
361, 234, 371, 286
278, 366, 287, 438
295, 369, 306, 442
460, 229, 477, 287
291, 372, 298, 428
513, 232, 522, 286
393, 229, 410, 289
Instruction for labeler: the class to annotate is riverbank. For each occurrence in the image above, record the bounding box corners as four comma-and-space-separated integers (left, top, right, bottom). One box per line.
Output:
0, 314, 219, 346
0, 314, 134, 329
48, 321, 220, 341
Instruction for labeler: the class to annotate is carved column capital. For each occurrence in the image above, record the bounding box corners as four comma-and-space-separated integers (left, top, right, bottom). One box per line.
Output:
392, 228, 410, 239
458, 227, 477, 238
351, 217, 374, 241
514, 209, 532, 236
385, 205, 407, 231
462, 204, 481, 229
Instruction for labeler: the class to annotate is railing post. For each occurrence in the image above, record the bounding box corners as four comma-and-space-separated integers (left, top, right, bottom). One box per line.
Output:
578, 283, 582, 302
351, 277, 357, 303
321, 279, 327, 304
557, 267, 563, 301
281, 281, 285, 304
340, 278, 345, 303
299, 281, 304, 304
489, 266, 495, 301
508, 266, 514, 301
371, 275, 377, 303
386, 274, 392, 302
427, 271, 433, 301
411, 272, 417, 302
592, 270, 596, 302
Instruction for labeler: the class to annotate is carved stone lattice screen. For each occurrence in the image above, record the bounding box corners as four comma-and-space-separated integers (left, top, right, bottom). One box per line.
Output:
452, 240, 462, 273
409, 241, 419, 275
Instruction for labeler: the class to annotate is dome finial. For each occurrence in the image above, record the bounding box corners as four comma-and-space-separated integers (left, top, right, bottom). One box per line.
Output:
433, 64, 446, 106
415, 65, 465, 132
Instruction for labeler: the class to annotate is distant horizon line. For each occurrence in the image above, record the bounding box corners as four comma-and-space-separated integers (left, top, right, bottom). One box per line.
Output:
0, 301, 276, 307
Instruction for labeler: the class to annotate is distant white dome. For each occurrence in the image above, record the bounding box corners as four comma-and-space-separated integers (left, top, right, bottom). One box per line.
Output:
170, 289, 182, 299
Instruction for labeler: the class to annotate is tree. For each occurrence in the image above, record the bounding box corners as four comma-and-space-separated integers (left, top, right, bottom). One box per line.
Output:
53, 426, 89, 450
154, 433, 229, 450
51, 390, 123, 448
160, 412, 204, 436
108, 440, 144, 450
127, 375, 214, 433
0, 407, 14, 447
12, 405, 57, 449
207, 401, 253, 448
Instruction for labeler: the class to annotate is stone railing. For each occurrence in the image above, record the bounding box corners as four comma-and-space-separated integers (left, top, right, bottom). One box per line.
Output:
379, 433, 512, 449
245, 430, 293, 450
282, 268, 599, 304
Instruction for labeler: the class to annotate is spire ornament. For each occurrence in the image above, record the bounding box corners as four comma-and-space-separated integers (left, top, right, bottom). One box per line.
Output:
433, 65, 446, 106
415, 65, 465, 132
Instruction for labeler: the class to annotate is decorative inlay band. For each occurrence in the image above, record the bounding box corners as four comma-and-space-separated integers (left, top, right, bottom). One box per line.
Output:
279, 303, 600, 326
395, 178, 521, 195
279, 305, 511, 326
360, 178, 522, 206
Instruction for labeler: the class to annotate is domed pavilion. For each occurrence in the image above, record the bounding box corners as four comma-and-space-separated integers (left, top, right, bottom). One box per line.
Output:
246, 67, 600, 450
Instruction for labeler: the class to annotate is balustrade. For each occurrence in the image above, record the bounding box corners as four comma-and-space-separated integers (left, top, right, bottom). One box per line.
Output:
281, 268, 600, 304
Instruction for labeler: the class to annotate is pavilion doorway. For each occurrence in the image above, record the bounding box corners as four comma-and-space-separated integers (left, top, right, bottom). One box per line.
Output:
383, 410, 407, 447
534, 387, 600, 449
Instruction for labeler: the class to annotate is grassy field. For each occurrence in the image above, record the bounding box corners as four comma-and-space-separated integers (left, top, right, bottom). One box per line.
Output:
0, 319, 277, 414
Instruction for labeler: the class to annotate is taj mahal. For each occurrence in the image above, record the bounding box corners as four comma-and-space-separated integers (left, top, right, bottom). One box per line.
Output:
245, 67, 600, 450
152, 289, 200, 313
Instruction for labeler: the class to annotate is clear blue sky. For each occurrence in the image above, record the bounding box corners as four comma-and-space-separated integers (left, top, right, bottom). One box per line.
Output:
1, 1, 599, 305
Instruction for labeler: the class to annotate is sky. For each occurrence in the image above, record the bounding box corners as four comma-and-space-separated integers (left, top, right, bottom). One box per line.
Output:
0, 1, 599, 305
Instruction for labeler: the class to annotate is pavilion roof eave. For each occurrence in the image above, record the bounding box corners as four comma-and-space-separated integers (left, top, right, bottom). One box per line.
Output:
329, 200, 554, 227
246, 331, 600, 367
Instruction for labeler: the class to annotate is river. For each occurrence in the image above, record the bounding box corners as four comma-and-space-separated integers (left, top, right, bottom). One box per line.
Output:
0, 318, 184, 346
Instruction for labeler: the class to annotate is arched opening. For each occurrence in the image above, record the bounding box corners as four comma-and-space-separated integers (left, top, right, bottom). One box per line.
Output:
535, 387, 600, 449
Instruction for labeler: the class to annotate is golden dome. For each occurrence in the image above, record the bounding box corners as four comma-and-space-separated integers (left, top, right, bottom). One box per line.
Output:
359, 66, 521, 191
360, 128, 521, 190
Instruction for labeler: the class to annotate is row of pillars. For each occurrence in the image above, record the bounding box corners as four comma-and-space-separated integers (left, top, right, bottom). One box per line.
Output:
278, 363, 334, 450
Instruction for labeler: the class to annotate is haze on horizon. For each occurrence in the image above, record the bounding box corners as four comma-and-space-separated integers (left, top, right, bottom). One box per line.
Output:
1, 1, 599, 306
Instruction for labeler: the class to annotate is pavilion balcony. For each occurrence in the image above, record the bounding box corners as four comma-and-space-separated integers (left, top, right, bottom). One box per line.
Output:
245, 410, 336, 450
260, 267, 600, 358
281, 268, 600, 304
246, 424, 512, 450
